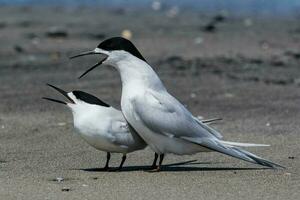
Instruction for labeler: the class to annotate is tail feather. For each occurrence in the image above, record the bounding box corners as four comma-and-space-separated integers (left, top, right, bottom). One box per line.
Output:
201, 118, 222, 124
193, 117, 223, 139
181, 137, 284, 169
232, 147, 285, 169
220, 140, 270, 147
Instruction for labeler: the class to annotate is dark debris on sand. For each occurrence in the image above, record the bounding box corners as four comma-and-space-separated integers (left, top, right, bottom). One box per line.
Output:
157, 55, 300, 86
46, 26, 68, 38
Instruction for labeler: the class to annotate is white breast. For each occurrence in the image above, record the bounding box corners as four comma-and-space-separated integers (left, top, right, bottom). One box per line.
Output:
72, 104, 145, 153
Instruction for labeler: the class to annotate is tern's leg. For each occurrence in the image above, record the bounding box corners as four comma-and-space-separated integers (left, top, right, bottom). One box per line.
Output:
150, 153, 158, 169
109, 154, 127, 172
158, 154, 165, 171
103, 152, 111, 170
118, 154, 127, 170
148, 154, 164, 172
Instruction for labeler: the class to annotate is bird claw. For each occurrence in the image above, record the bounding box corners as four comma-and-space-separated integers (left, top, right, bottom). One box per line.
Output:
103, 166, 110, 171
149, 164, 157, 169
146, 166, 161, 173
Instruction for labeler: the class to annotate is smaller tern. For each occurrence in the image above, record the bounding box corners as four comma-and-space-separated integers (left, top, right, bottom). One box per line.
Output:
43, 83, 220, 171
43, 83, 147, 171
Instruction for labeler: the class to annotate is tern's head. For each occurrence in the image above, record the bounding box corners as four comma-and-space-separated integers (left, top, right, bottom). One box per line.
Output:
70, 37, 146, 79
43, 84, 110, 112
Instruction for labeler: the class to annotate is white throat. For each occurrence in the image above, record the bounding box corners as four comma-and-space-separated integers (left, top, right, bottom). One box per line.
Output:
110, 54, 166, 91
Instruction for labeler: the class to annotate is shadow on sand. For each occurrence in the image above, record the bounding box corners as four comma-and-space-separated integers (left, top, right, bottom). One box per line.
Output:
77, 159, 268, 172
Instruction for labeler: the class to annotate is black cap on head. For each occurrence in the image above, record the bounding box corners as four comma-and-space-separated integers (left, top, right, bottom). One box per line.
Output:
72, 91, 110, 107
97, 37, 146, 62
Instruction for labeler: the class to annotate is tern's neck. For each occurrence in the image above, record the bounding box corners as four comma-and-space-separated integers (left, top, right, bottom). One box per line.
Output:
70, 103, 106, 120
115, 57, 166, 91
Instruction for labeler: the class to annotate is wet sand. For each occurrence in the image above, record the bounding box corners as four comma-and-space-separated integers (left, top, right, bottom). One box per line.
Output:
0, 6, 299, 200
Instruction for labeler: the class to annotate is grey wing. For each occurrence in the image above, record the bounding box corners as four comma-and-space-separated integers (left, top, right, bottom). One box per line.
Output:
134, 90, 219, 139
109, 120, 145, 149
133, 91, 283, 169
109, 120, 132, 146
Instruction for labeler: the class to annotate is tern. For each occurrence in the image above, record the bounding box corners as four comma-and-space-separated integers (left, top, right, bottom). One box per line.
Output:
43, 83, 220, 171
70, 37, 283, 171
43, 83, 148, 171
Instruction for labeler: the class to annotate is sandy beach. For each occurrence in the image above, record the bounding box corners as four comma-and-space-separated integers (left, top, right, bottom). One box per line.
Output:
0, 6, 299, 199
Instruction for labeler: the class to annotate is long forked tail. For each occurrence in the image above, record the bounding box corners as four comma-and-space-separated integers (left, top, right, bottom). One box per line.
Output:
182, 137, 284, 169
230, 147, 285, 169
219, 140, 270, 147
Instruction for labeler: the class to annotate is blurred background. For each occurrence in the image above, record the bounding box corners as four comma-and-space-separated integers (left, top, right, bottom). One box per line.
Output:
0, 1, 299, 199
1, 0, 300, 111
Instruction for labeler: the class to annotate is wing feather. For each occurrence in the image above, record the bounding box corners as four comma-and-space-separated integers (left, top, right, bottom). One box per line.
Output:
109, 120, 146, 150
193, 116, 223, 139
134, 90, 218, 139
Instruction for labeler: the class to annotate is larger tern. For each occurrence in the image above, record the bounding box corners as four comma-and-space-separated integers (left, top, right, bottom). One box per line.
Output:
71, 37, 283, 171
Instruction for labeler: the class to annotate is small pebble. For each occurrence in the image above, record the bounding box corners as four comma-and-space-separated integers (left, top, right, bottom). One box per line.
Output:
293, 78, 300, 86
224, 93, 234, 98
32, 128, 39, 133
14, 45, 24, 53
285, 51, 300, 59
194, 37, 203, 45
50, 52, 61, 61
121, 29, 132, 40
31, 37, 40, 45
46, 26, 68, 38
266, 123, 271, 127
270, 59, 285, 67
82, 184, 88, 187
261, 41, 269, 50
57, 122, 67, 126
190, 93, 196, 98
27, 55, 37, 62
166, 6, 179, 18
213, 14, 226, 22
152, 1, 161, 11
56, 177, 64, 183
61, 187, 70, 192
244, 18, 253, 27
26, 32, 38, 39
203, 23, 216, 33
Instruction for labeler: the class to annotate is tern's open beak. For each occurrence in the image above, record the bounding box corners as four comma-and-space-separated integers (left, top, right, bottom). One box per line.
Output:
42, 84, 75, 105
42, 97, 67, 105
69, 50, 101, 59
70, 50, 108, 79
